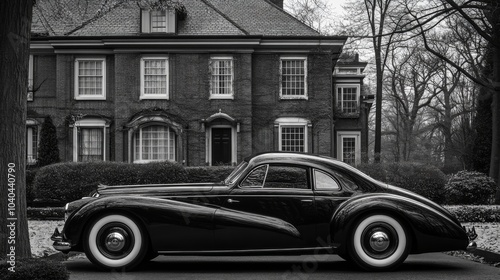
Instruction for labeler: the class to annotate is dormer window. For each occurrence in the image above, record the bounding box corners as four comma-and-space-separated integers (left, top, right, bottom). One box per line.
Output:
141, 8, 176, 33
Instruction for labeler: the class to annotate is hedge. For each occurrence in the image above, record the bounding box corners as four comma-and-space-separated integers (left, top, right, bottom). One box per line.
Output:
185, 166, 234, 183
0, 258, 69, 280
34, 161, 188, 202
358, 162, 448, 203
443, 171, 496, 205
444, 205, 500, 223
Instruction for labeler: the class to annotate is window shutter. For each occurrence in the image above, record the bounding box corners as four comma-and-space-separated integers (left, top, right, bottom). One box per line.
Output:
141, 9, 151, 33
166, 8, 176, 33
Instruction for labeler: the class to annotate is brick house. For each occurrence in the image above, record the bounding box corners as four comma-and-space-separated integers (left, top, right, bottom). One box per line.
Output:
27, 0, 371, 166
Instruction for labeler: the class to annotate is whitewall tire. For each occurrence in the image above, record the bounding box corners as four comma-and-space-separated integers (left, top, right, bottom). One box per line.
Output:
83, 214, 148, 271
349, 214, 410, 271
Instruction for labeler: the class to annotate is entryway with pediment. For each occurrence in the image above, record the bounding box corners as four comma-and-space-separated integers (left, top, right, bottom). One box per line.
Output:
203, 110, 239, 166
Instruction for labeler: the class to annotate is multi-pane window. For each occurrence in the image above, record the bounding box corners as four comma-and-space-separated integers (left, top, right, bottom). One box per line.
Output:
151, 10, 166, 32
337, 131, 360, 166
75, 58, 105, 99
26, 126, 38, 165
337, 86, 359, 114
210, 56, 233, 98
73, 118, 108, 162
280, 126, 305, 152
280, 57, 307, 98
134, 125, 175, 162
141, 57, 168, 99
342, 137, 356, 165
79, 128, 104, 162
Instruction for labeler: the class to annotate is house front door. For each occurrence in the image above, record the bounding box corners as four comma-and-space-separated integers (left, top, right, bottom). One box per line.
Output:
212, 127, 232, 165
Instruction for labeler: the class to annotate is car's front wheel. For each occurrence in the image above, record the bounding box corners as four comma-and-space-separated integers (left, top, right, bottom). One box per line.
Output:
83, 214, 148, 271
349, 214, 410, 271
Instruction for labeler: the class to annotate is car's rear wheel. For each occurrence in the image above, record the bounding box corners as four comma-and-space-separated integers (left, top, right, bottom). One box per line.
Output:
349, 214, 410, 271
83, 214, 148, 271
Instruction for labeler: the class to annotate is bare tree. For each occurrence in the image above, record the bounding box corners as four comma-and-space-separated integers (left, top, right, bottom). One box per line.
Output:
342, 0, 409, 162
384, 43, 441, 161
401, 0, 500, 203
285, 0, 335, 34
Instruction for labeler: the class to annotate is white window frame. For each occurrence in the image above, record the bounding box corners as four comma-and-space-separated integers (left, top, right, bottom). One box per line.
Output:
140, 56, 169, 100
141, 8, 176, 33
133, 125, 176, 163
209, 56, 234, 100
276, 117, 310, 153
336, 84, 360, 114
72, 118, 108, 162
336, 131, 361, 165
279, 56, 308, 100
26, 119, 39, 165
74, 57, 106, 100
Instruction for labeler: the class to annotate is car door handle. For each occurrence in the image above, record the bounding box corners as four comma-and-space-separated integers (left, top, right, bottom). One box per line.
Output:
227, 199, 239, 203
300, 199, 313, 203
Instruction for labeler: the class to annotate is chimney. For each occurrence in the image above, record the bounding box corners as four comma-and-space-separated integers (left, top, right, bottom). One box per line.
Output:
269, 0, 284, 9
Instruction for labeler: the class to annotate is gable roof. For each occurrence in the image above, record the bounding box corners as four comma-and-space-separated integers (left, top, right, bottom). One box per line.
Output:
32, 0, 320, 37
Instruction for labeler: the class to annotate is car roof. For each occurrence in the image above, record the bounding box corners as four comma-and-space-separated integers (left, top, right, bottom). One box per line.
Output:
245, 152, 354, 170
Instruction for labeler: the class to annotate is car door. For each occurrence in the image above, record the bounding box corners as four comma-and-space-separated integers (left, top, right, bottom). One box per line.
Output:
214, 164, 317, 250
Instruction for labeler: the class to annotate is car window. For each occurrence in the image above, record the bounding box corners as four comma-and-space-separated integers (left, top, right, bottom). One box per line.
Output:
263, 165, 309, 189
314, 169, 340, 191
240, 165, 268, 188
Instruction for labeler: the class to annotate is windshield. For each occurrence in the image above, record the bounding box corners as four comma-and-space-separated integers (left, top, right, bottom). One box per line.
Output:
224, 161, 248, 185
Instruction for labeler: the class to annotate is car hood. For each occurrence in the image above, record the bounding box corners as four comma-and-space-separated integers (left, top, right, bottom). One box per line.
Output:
94, 182, 224, 197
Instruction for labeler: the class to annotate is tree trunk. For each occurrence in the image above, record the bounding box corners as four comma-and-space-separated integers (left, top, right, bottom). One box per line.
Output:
0, 0, 33, 263
491, 88, 500, 203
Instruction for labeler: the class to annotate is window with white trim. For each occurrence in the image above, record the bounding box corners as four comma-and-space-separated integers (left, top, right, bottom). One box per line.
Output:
26, 126, 38, 165
276, 117, 310, 152
337, 131, 361, 165
140, 57, 169, 99
73, 118, 108, 162
141, 8, 176, 33
134, 125, 176, 162
280, 57, 307, 99
336, 85, 359, 114
74, 58, 106, 100
209, 56, 233, 99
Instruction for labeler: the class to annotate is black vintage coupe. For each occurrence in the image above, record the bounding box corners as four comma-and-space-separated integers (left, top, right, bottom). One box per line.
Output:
52, 152, 475, 271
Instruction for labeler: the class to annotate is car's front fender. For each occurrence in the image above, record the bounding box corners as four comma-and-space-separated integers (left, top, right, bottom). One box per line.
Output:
63, 196, 217, 251
331, 194, 468, 254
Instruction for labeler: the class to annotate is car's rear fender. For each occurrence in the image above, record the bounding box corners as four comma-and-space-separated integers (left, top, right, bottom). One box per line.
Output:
63, 196, 218, 252
330, 194, 468, 254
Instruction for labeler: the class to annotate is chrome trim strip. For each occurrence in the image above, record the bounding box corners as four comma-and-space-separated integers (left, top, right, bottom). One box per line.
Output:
158, 247, 333, 254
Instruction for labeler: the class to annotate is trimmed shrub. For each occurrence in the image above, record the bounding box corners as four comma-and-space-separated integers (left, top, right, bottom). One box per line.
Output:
0, 258, 69, 280
444, 205, 500, 223
37, 116, 60, 167
34, 161, 188, 202
444, 171, 496, 205
185, 166, 234, 183
358, 162, 447, 203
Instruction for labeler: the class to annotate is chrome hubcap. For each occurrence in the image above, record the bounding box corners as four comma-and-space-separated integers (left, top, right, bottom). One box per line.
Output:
105, 232, 125, 252
369, 231, 390, 252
